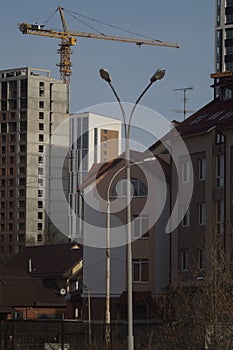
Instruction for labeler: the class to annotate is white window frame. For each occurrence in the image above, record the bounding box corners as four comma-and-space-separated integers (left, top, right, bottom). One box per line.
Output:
216, 154, 224, 188
133, 259, 149, 283
181, 206, 190, 227
198, 202, 206, 225
198, 158, 206, 181
216, 200, 224, 234
132, 215, 149, 239
197, 248, 204, 270
180, 249, 188, 271
181, 160, 190, 183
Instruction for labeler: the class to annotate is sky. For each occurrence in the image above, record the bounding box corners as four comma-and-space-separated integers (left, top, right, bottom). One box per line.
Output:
1, 0, 215, 124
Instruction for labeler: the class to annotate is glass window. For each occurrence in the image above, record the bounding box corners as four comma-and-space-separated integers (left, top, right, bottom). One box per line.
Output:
180, 249, 188, 271
133, 259, 149, 282
181, 206, 190, 227
112, 178, 148, 197
216, 154, 224, 188
216, 200, 224, 234
197, 248, 204, 270
198, 158, 206, 181
181, 160, 190, 183
198, 203, 206, 225
132, 215, 149, 239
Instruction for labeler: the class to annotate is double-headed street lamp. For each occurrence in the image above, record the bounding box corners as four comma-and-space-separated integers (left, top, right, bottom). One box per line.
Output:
99, 67, 165, 350
105, 156, 155, 348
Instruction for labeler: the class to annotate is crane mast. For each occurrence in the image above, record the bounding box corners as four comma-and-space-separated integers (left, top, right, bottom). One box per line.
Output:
19, 6, 179, 113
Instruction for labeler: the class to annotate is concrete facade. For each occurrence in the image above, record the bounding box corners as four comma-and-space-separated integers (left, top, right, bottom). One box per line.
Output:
0, 67, 69, 263
81, 152, 170, 319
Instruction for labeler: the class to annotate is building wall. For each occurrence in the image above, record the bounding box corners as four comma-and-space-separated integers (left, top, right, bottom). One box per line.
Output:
82, 157, 170, 319
0, 67, 69, 263
68, 112, 121, 241
170, 127, 233, 286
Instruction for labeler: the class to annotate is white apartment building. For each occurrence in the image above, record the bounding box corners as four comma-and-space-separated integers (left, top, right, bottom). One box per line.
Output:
68, 112, 121, 241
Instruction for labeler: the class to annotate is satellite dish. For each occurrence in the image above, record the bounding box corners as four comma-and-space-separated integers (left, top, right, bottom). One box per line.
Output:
60, 288, 66, 296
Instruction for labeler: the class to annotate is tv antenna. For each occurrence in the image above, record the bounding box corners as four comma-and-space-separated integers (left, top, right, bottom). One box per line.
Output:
173, 87, 194, 120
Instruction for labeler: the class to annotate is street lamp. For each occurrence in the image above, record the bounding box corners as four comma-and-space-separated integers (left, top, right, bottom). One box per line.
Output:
99, 68, 165, 350
105, 157, 155, 348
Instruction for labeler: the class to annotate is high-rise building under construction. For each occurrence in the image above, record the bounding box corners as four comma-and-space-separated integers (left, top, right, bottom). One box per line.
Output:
0, 67, 69, 263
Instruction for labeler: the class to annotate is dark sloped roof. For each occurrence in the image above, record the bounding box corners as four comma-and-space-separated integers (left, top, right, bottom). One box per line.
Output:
0, 272, 66, 307
175, 97, 233, 136
149, 97, 233, 152
80, 150, 170, 190
5, 243, 82, 276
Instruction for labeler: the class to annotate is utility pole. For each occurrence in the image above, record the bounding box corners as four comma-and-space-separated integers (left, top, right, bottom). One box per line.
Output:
173, 87, 194, 120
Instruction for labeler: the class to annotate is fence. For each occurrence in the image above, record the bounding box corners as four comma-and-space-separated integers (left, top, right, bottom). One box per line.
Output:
0, 319, 163, 350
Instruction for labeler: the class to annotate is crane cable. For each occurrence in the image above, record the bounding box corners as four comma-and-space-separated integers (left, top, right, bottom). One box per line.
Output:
62, 7, 163, 43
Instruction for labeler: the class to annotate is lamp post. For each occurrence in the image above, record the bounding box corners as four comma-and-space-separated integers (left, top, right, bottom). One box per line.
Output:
105, 157, 155, 348
99, 68, 165, 350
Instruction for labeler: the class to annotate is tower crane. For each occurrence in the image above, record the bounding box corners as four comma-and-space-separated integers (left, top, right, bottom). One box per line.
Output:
19, 5, 179, 113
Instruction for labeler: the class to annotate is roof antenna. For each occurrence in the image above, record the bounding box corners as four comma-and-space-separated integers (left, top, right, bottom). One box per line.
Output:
173, 87, 194, 120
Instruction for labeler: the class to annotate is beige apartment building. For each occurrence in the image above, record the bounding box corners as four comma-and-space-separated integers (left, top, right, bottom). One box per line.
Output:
0, 67, 69, 263
149, 86, 233, 288
81, 150, 169, 320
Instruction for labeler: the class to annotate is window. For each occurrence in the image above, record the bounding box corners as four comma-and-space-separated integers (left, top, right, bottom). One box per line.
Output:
20, 121, 27, 132
10, 145, 15, 153
19, 189, 25, 197
181, 206, 190, 227
1, 123, 7, 133
38, 212, 43, 220
38, 156, 43, 164
180, 249, 188, 271
39, 101, 44, 108
216, 132, 225, 144
112, 178, 147, 197
38, 167, 43, 175
38, 201, 43, 208
20, 144, 26, 152
19, 167, 25, 175
18, 212, 25, 219
39, 112, 44, 119
132, 215, 149, 239
39, 145, 44, 153
198, 203, 206, 225
216, 154, 224, 188
37, 223, 43, 231
38, 178, 43, 186
19, 200, 25, 208
38, 189, 43, 197
216, 200, 224, 234
198, 158, 206, 180
181, 160, 190, 183
18, 223, 25, 231
37, 234, 43, 242
19, 156, 25, 164
133, 259, 149, 282
39, 134, 44, 142
8, 122, 16, 132
197, 248, 204, 270
39, 123, 44, 131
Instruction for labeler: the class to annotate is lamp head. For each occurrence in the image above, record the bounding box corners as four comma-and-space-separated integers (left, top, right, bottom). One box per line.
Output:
99, 68, 111, 83
150, 68, 165, 83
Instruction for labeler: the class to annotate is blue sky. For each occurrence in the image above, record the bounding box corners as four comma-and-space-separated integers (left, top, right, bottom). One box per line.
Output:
1, 0, 215, 122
